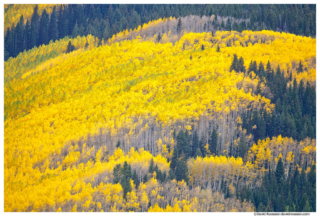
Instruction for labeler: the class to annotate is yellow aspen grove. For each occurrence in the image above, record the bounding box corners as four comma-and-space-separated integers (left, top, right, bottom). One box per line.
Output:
4, 9, 316, 212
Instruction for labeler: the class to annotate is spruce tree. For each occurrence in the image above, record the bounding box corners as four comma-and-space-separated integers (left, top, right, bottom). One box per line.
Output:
299, 193, 309, 212
72, 21, 80, 38
208, 128, 217, 154
38, 9, 49, 46
149, 159, 154, 173
66, 41, 75, 53
156, 169, 164, 183
177, 17, 182, 34
238, 56, 245, 72
175, 159, 188, 183
170, 147, 178, 170
275, 157, 284, 184
194, 148, 203, 157
25, 20, 32, 50
49, 6, 59, 42
15, 15, 24, 55
307, 164, 316, 188
230, 54, 239, 72
132, 170, 139, 189
116, 140, 121, 148
238, 137, 249, 158
30, 5, 40, 49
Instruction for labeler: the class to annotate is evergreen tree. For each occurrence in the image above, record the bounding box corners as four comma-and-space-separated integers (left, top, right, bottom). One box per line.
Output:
238, 56, 245, 72
72, 21, 80, 38
58, 5, 68, 39
194, 148, 203, 157
176, 130, 191, 158
143, 174, 148, 183
230, 54, 239, 72
25, 20, 32, 50
116, 140, 121, 148
192, 131, 200, 156
156, 169, 165, 183
49, 6, 59, 42
132, 170, 139, 189
38, 9, 49, 46
66, 41, 75, 53
275, 157, 284, 184
175, 159, 188, 183
15, 15, 25, 55
307, 164, 316, 188
302, 199, 312, 212
157, 33, 161, 43
208, 128, 217, 154
238, 137, 249, 158
149, 158, 155, 173
299, 193, 309, 212
170, 147, 178, 170
30, 5, 40, 49
177, 17, 182, 34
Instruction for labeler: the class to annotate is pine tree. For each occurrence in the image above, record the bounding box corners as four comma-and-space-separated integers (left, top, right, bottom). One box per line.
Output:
156, 169, 165, 183
66, 41, 75, 53
230, 54, 239, 72
157, 33, 161, 43
307, 164, 316, 188
30, 5, 40, 49
49, 6, 59, 42
299, 193, 309, 212
208, 128, 217, 154
277, 194, 285, 212
175, 159, 188, 183
116, 140, 121, 148
177, 17, 182, 34
38, 9, 49, 46
302, 199, 312, 212
170, 147, 178, 170
58, 5, 68, 39
149, 159, 154, 173
275, 157, 284, 184
238, 56, 245, 72
176, 130, 191, 158
194, 148, 203, 158
238, 137, 249, 158
143, 174, 148, 183
13, 16, 23, 56
25, 20, 32, 50
297, 60, 303, 73
72, 21, 80, 38
132, 170, 139, 189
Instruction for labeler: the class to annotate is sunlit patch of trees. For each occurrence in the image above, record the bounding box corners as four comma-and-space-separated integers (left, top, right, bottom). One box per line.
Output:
4, 26, 316, 212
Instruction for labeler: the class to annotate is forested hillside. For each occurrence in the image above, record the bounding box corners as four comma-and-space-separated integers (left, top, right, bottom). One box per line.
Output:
4, 4, 316, 60
4, 4, 316, 213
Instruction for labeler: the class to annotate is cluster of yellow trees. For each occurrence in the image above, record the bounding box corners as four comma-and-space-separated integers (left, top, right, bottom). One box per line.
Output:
109, 16, 315, 84
4, 22, 316, 211
188, 156, 255, 193
5, 147, 169, 212
5, 34, 97, 84
187, 134, 316, 195
5, 144, 255, 212
4, 4, 60, 31
247, 135, 316, 177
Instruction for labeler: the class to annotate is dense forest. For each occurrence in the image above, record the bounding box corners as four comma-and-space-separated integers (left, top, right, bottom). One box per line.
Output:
4, 4, 316, 212
4, 4, 316, 60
